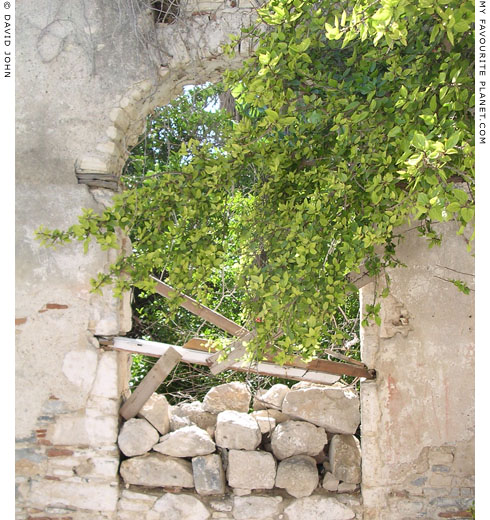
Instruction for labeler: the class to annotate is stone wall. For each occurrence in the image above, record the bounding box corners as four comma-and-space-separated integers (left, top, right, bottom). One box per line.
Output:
115, 382, 364, 520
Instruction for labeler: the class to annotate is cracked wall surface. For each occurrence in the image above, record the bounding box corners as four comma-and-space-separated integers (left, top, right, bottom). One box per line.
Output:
359, 223, 475, 519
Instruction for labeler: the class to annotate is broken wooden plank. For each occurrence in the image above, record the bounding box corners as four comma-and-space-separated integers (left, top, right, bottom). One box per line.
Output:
119, 346, 182, 420
150, 276, 250, 337
107, 336, 374, 381
106, 337, 343, 384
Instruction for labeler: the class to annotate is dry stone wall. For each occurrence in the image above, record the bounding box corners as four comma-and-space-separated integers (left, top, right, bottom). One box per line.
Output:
116, 382, 364, 520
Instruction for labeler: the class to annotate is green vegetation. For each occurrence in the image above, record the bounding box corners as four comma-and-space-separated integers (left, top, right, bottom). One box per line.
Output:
37, 0, 474, 371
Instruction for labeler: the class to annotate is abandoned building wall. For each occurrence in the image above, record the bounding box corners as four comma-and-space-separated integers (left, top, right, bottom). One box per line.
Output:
15, 1, 256, 518
15, 1, 475, 519
360, 222, 475, 519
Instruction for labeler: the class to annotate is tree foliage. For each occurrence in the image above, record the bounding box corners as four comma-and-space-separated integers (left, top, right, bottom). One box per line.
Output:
37, 0, 474, 365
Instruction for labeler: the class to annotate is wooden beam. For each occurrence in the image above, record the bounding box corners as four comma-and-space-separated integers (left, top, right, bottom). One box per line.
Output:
106, 337, 343, 384
150, 276, 250, 337
119, 346, 182, 420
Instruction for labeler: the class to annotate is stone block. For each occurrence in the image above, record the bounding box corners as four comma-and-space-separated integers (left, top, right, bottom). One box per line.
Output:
154, 425, 215, 457
171, 401, 217, 436
254, 414, 276, 434
271, 420, 327, 460
329, 434, 362, 484
323, 471, 340, 491
227, 450, 276, 490
152, 493, 210, 519
29, 480, 119, 511
90, 351, 120, 400
255, 384, 290, 410
62, 349, 98, 393
251, 409, 290, 424
275, 455, 319, 498
283, 496, 356, 520
215, 411, 261, 450
120, 453, 194, 488
193, 454, 226, 496
282, 386, 360, 434
232, 496, 283, 519
49, 415, 118, 446
203, 382, 251, 413
118, 418, 159, 457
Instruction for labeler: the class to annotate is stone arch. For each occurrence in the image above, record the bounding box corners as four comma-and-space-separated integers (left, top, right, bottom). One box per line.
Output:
74, 4, 257, 190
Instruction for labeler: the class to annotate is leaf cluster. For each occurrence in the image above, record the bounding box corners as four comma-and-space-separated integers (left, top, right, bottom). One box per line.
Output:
37, 0, 474, 364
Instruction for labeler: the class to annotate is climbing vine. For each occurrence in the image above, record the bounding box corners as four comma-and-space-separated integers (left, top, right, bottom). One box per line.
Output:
37, 0, 475, 364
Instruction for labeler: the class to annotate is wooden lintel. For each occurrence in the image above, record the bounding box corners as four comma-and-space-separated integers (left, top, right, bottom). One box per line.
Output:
207, 330, 257, 375
150, 276, 250, 337
119, 346, 182, 420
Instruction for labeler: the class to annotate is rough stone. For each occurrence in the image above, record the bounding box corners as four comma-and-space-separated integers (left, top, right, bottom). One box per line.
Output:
171, 401, 218, 436
193, 454, 227, 496
203, 382, 251, 413
282, 386, 360, 434
329, 434, 362, 484
254, 384, 290, 410
337, 482, 359, 493
215, 411, 261, 450
323, 471, 340, 491
232, 496, 283, 519
254, 414, 276, 434
227, 450, 276, 490
118, 418, 159, 457
90, 351, 120, 400
49, 414, 118, 446
251, 409, 291, 424
137, 393, 171, 435
275, 455, 319, 498
283, 496, 356, 520
152, 493, 210, 520
154, 425, 215, 457
120, 453, 194, 488
252, 389, 268, 410
170, 414, 193, 431
271, 420, 328, 460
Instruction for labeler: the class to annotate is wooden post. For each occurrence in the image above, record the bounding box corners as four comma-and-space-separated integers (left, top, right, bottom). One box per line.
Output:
119, 346, 182, 420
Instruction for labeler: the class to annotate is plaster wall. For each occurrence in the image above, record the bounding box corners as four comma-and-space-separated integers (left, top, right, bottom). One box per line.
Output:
15, 1, 257, 518
360, 223, 475, 519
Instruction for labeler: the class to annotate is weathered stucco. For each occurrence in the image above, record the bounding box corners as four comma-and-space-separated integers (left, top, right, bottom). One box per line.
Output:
360, 222, 474, 519
15, 1, 474, 518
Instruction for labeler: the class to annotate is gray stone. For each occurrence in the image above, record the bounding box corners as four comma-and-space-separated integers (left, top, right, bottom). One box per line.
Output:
255, 384, 290, 410
215, 411, 261, 450
137, 393, 171, 435
153, 425, 215, 457
227, 450, 276, 490
120, 453, 194, 488
153, 493, 210, 520
170, 414, 193, 431
251, 409, 291, 424
282, 386, 360, 434
275, 455, 319, 498
232, 496, 283, 519
118, 418, 159, 457
271, 420, 328, 460
193, 454, 226, 496
203, 382, 251, 413
329, 435, 361, 484
322, 471, 340, 491
171, 401, 218, 436
337, 482, 359, 493
283, 496, 356, 520
254, 414, 276, 434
